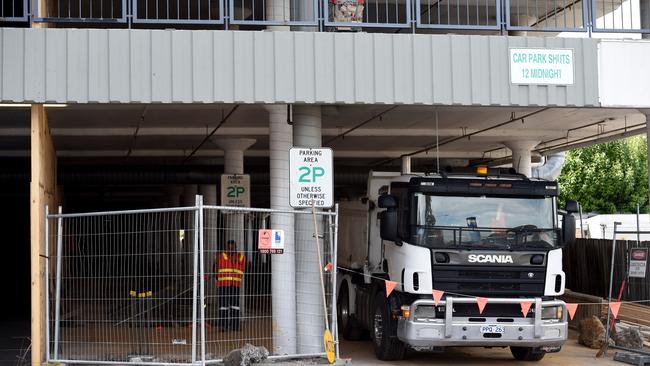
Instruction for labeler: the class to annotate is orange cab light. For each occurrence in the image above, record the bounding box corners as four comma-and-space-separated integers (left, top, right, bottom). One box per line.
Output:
476, 166, 488, 175
401, 305, 411, 318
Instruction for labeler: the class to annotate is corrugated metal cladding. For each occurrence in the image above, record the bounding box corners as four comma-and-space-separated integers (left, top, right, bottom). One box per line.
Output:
0, 28, 599, 106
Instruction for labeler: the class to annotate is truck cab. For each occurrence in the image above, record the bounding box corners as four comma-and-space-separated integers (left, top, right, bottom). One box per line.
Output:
336, 169, 578, 361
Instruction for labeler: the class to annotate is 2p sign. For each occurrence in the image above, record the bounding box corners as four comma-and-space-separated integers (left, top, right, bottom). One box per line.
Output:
289, 148, 333, 208
220, 174, 250, 207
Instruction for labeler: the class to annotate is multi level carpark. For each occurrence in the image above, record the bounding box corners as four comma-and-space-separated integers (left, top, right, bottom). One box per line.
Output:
0, 0, 650, 364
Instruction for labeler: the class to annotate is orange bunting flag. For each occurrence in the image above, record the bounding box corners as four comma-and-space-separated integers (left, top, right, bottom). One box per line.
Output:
609, 301, 622, 319
520, 301, 533, 318
385, 280, 397, 297
432, 290, 444, 306
324, 262, 333, 272
476, 297, 488, 314
566, 303, 578, 320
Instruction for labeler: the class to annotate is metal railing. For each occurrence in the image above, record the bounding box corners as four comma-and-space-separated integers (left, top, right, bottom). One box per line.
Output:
325, 0, 412, 28
133, 0, 224, 24
0, 0, 27, 21
506, 0, 589, 32
2, 0, 649, 34
416, 0, 501, 30
46, 198, 339, 365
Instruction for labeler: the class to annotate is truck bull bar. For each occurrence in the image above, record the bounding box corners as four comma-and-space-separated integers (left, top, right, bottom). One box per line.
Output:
398, 297, 568, 349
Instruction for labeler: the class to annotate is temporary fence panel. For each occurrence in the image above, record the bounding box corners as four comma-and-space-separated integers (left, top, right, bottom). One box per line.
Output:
46, 200, 339, 365
416, 0, 501, 30
47, 206, 201, 365
201, 205, 338, 361
0, 0, 28, 21
32, 0, 127, 22
506, 0, 589, 32
591, 0, 650, 33
228, 0, 318, 26
325, 0, 412, 28
133, 0, 224, 24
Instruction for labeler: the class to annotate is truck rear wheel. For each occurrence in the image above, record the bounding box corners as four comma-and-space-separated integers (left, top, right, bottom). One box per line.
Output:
372, 292, 406, 361
337, 282, 366, 340
510, 347, 545, 361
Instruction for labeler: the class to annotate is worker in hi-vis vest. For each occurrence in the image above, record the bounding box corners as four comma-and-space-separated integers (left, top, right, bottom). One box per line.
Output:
216, 239, 246, 331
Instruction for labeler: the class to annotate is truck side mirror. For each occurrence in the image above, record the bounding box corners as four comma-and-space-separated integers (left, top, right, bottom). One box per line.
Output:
565, 200, 579, 214
378, 194, 398, 209
562, 213, 576, 246
380, 210, 398, 242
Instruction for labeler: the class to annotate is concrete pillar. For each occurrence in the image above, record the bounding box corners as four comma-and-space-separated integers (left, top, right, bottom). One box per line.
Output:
504, 140, 539, 177
163, 185, 183, 276
293, 105, 324, 354
165, 185, 183, 207
266, 0, 290, 30
266, 104, 296, 354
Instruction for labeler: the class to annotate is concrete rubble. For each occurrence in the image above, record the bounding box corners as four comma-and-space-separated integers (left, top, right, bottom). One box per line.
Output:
578, 315, 610, 349
223, 344, 270, 366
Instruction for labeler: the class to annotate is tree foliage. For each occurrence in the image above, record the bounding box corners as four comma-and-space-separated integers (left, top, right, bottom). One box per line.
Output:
558, 136, 648, 214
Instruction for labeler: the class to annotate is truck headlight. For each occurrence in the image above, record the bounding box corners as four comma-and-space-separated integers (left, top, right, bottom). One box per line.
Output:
542, 306, 563, 320
414, 305, 436, 321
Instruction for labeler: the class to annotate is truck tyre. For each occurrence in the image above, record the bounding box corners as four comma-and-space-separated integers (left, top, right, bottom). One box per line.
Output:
372, 292, 406, 361
510, 347, 545, 361
337, 282, 365, 340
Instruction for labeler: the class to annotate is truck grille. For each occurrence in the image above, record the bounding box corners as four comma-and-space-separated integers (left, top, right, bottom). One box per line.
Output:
432, 265, 546, 297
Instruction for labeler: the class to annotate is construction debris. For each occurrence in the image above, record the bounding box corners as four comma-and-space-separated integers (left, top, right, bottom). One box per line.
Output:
223, 344, 269, 366
615, 327, 646, 350
579, 315, 610, 349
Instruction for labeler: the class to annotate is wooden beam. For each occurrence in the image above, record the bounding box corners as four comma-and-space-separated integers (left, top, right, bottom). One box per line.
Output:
30, 104, 57, 366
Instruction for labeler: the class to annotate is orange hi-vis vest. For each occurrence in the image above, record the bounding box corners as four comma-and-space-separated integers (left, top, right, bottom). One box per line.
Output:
216, 252, 246, 287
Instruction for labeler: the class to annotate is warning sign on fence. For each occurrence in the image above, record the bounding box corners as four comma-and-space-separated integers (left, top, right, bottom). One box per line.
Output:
629, 248, 648, 278
258, 229, 285, 254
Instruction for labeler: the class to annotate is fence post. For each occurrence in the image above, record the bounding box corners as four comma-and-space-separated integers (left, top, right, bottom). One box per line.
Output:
44, 205, 50, 361
198, 195, 206, 365
192, 198, 200, 364
332, 204, 340, 359
53, 206, 63, 360
604, 221, 621, 355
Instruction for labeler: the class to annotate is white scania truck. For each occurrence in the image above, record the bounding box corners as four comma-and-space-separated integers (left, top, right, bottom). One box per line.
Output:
336, 168, 577, 361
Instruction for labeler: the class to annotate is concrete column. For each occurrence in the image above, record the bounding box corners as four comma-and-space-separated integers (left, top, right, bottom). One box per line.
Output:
293, 106, 324, 354
212, 138, 256, 251
165, 185, 183, 207
266, 0, 290, 30
504, 140, 539, 177
163, 185, 183, 276
266, 104, 296, 354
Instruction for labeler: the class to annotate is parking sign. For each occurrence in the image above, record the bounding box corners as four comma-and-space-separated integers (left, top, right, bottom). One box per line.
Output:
289, 147, 333, 208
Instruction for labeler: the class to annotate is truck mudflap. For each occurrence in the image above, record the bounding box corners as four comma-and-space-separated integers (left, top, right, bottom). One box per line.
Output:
397, 297, 568, 349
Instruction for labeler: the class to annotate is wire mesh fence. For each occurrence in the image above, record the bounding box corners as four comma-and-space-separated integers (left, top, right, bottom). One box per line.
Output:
133, 0, 224, 24
0, 0, 27, 21
228, 0, 318, 26
46, 199, 339, 365
416, 0, 500, 29
33, 0, 127, 22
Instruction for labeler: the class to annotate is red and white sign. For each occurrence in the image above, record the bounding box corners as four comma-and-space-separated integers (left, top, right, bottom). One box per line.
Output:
258, 229, 285, 254
629, 248, 648, 278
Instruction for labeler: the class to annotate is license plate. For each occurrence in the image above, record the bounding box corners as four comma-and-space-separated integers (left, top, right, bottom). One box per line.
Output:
480, 325, 505, 334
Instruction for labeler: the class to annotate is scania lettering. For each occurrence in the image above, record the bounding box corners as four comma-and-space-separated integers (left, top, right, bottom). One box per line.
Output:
336, 169, 578, 361
468, 254, 514, 263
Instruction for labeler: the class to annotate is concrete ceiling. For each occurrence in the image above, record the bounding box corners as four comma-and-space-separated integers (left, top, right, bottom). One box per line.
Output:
0, 104, 645, 168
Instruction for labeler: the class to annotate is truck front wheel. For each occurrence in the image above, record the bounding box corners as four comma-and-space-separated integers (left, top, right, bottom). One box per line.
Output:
372, 292, 406, 361
337, 282, 366, 340
510, 347, 545, 361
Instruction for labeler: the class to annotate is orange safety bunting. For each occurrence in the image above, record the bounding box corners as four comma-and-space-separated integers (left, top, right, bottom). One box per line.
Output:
385, 280, 397, 297
609, 301, 622, 319
476, 297, 488, 314
520, 301, 533, 317
432, 290, 444, 306
566, 303, 578, 320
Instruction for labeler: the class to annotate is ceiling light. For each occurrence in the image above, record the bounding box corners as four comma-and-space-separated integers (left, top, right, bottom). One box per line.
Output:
0, 103, 68, 108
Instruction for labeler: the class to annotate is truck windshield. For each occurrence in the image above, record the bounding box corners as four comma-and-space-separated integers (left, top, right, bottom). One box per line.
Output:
411, 193, 558, 249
